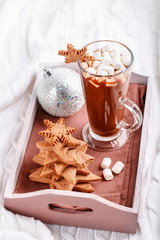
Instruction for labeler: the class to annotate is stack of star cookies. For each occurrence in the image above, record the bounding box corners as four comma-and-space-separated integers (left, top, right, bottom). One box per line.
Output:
29, 118, 101, 192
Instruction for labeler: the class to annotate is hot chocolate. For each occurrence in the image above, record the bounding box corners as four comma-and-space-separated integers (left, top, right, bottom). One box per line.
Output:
82, 75, 129, 137
77, 40, 142, 151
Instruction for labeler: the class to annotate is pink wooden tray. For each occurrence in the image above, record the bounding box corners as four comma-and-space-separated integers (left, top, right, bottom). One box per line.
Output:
4, 62, 150, 234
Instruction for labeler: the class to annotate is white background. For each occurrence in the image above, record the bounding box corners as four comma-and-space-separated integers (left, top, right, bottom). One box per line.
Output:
0, 0, 160, 239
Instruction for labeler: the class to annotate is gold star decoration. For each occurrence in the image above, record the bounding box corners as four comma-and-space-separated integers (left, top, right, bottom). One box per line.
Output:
58, 43, 95, 63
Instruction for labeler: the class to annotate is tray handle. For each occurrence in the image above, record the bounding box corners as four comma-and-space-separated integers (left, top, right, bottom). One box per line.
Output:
48, 203, 93, 214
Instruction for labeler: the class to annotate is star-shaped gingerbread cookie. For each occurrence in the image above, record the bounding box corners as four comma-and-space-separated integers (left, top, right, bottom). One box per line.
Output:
58, 43, 95, 63
39, 118, 76, 145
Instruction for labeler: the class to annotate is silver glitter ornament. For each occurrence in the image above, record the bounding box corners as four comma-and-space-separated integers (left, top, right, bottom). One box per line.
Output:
37, 67, 84, 117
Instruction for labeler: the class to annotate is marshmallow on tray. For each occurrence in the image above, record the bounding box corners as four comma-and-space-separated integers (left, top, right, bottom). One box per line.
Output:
112, 161, 124, 174
101, 157, 124, 181
103, 168, 113, 181
101, 157, 111, 169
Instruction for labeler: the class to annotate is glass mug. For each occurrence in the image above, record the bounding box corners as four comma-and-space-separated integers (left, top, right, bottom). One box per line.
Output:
77, 40, 142, 151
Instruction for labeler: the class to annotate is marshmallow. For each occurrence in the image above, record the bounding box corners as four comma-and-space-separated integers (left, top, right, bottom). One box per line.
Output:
92, 60, 101, 69
98, 70, 108, 76
122, 55, 131, 67
112, 56, 122, 69
93, 51, 103, 60
86, 50, 93, 56
103, 168, 113, 181
101, 44, 113, 52
101, 157, 111, 169
102, 55, 112, 66
80, 62, 88, 69
115, 64, 126, 74
86, 67, 96, 74
110, 50, 120, 57
104, 66, 114, 75
96, 63, 106, 72
102, 51, 110, 57
112, 161, 124, 174
85, 45, 130, 77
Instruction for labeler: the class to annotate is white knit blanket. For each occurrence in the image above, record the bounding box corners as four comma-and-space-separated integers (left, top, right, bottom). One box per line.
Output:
0, 0, 160, 239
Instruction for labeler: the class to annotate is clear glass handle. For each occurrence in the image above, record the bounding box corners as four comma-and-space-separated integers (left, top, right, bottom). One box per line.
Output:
122, 99, 142, 133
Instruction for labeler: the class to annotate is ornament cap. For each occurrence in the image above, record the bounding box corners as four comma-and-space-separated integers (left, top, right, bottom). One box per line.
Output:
43, 66, 53, 79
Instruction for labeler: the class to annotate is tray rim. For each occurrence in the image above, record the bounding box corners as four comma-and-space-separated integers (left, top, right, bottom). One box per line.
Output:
4, 62, 150, 216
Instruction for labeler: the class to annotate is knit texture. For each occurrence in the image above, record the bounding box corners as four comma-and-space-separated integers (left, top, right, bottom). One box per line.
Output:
0, 0, 160, 239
